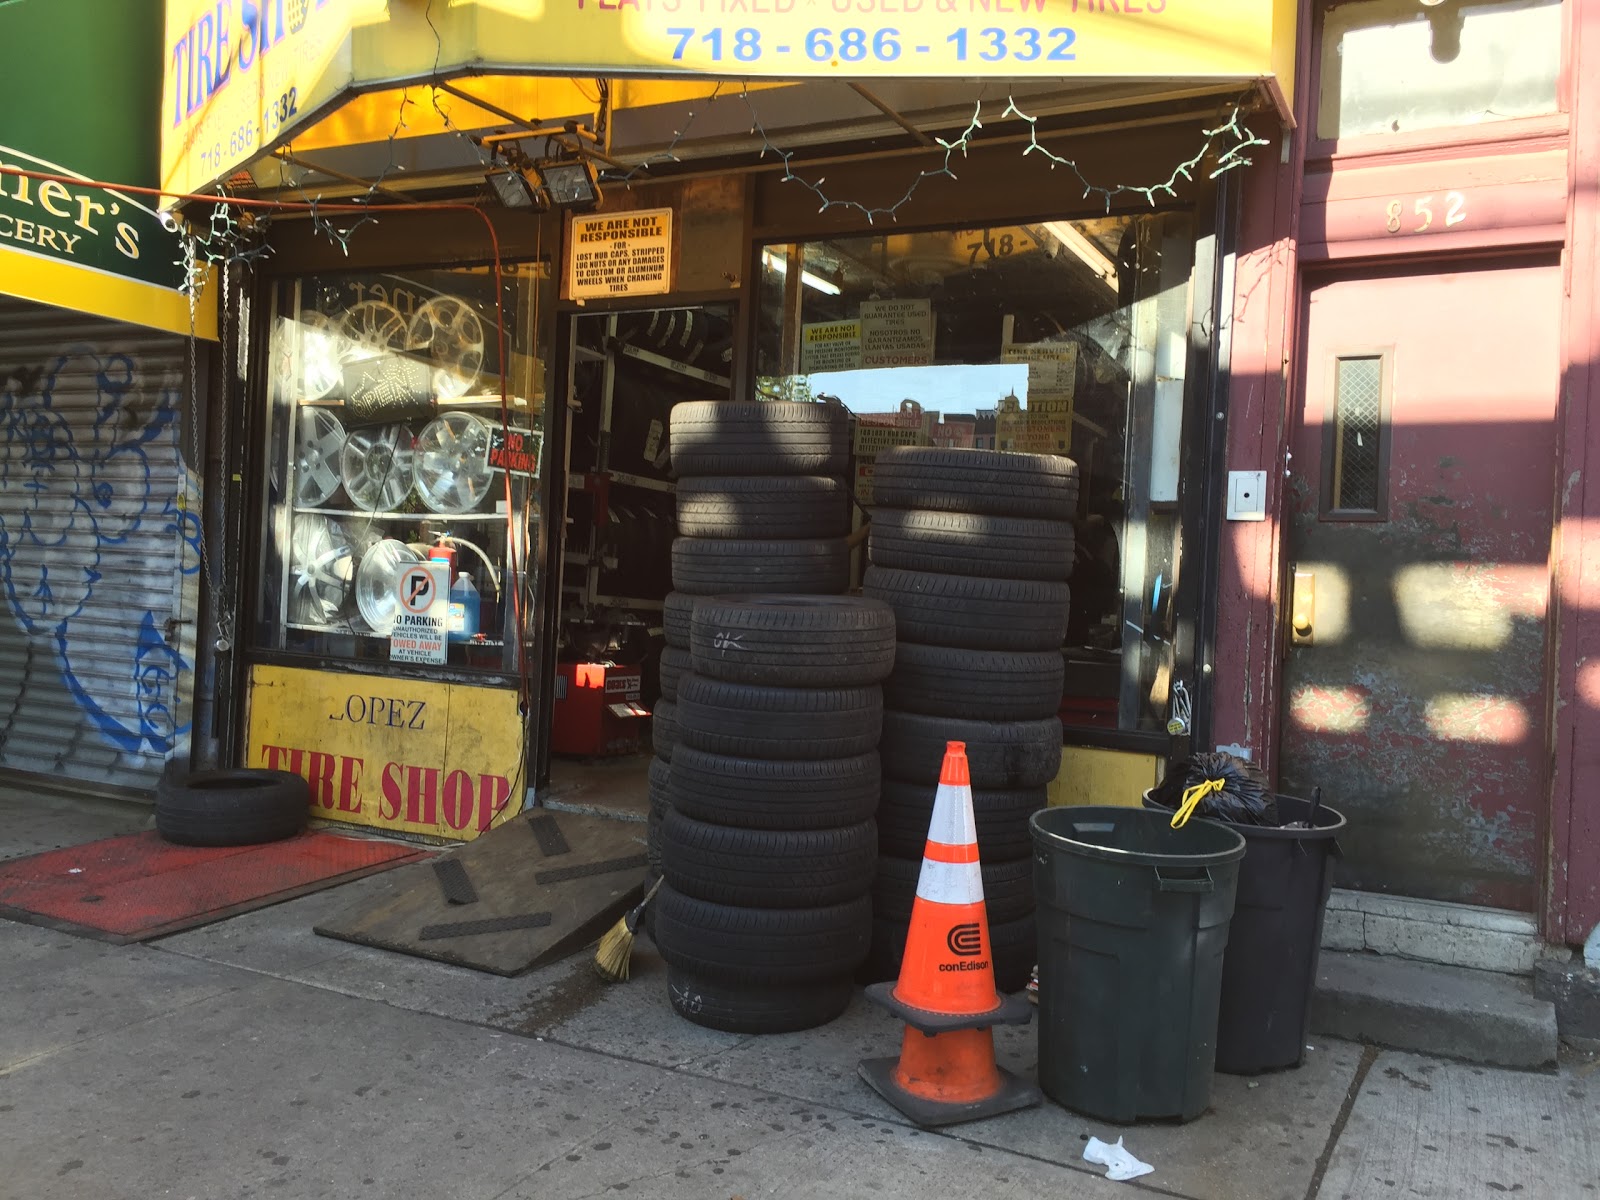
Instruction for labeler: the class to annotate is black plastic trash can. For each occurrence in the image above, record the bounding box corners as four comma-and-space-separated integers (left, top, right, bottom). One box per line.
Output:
1030, 806, 1246, 1123
1144, 792, 1345, 1074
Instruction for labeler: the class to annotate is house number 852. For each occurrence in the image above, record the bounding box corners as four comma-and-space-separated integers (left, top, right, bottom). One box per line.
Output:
1385, 192, 1466, 234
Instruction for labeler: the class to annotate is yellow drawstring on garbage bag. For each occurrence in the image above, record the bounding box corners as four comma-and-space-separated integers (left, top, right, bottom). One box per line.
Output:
1169, 777, 1226, 829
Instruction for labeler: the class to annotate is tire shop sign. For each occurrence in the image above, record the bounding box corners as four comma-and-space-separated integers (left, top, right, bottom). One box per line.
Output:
566, 208, 673, 300
245, 664, 525, 840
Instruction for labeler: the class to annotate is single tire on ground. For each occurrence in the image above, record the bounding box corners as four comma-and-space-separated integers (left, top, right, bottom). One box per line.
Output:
868, 508, 1075, 582
676, 475, 850, 539
661, 809, 877, 908
670, 401, 850, 477
653, 884, 873, 983
676, 674, 883, 760
864, 566, 1068, 652
667, 746, 880, 831
879, 709, 1062, 789
658, 646, 692, 702
690, 594, 895, 688
664, 592, 697, 650
672, 537, 851, 596
859, 912, 1036, 994
874, 778, 1044, 861
871, 445, 1079, 520
651, 700, 677, 761
871, 853, 1036, 924
154, 769, 309, 847
667, 966, 854, 1034
884, 643, 1065, 721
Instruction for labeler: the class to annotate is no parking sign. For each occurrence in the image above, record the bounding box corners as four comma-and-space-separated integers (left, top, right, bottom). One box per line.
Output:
390, 562, 449, 665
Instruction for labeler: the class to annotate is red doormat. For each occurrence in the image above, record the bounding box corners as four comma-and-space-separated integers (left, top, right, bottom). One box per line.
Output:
0, 831, 427, 943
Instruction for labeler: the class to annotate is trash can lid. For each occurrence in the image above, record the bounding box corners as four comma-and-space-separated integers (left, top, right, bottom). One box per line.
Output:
1030, 805, 1246, 868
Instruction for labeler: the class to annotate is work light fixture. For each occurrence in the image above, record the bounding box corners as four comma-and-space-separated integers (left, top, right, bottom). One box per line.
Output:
486, 165, 541, 210
535, 158, 601, 211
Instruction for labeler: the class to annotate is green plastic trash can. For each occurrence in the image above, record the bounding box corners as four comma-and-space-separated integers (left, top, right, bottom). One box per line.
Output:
1030, 806, 1246, 1123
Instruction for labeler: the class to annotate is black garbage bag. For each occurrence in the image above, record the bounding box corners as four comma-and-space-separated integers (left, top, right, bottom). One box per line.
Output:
1148, 752, 1278, 827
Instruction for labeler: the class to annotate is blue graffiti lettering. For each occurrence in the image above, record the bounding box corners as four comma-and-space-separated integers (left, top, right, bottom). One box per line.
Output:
0, 348, 194, 757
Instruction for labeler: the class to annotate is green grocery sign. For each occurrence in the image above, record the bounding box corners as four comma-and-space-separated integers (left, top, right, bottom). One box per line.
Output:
0, 146, 185, 292
0, 0, 213, 337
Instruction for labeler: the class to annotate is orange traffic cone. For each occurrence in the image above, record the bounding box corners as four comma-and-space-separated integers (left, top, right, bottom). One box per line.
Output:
859, 741, 1040, 1127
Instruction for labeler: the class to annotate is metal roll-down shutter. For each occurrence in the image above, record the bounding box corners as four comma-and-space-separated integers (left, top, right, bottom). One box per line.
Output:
0, 297, 200, 793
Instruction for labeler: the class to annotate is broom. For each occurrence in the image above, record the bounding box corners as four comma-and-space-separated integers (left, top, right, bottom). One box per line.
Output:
594, 876, 664, 982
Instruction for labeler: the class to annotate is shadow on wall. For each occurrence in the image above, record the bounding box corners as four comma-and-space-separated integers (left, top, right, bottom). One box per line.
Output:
0, 346, 199, 778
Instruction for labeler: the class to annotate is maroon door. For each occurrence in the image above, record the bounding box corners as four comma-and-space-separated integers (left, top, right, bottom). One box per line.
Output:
1280, 259, 1560, 910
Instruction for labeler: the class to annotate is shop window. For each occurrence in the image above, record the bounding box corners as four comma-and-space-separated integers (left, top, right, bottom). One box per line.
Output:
1317, 0, 1562, 142
1323, 352, 1391, 519
755, 214, 1195, 736
255, 264, 551, 673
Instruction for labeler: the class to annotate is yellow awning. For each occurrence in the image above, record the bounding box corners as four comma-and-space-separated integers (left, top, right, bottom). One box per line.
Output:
161, 0, 1296, 200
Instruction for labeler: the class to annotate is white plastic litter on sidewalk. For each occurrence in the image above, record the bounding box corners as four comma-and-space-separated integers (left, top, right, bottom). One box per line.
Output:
1083, 1136, 1154, 1182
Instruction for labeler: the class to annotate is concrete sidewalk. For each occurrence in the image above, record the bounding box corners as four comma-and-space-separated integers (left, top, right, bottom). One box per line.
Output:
0, 794, 1595, 1199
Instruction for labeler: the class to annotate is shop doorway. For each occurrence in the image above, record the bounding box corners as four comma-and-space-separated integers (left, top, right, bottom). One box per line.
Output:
1279, 258, 1561, 911
543, 303, 737, 813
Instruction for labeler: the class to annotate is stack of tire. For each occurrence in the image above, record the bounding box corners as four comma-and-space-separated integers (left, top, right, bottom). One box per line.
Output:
653, 594, 895, 1033
860, 446, 1077, 993
644, 400, 854, 951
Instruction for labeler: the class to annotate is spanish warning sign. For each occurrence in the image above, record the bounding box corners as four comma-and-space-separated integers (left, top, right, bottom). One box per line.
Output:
568, 208, 673, 300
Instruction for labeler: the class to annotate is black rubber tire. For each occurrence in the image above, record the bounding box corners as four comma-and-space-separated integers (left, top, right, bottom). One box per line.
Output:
689, 594, 896, 687
675, 674, 883, 760
658, 646, 692, 702
667, 967, 854, 1034
864, 566, 1068, 652
662, 809, 877, 908
154, 769, 309, 847
653, 884, 872, 983
648, 755, 672, 818
871, 446, 1079, 520
874, 778, 1044, 861
647, 808, 664, 873
859, 912, 1036, 993
648, 765, 669, 877
651, 700, 677, 761
667, 745, 880, 830
672, 537, 851, 596
676, 475, 850, 539
643, 866, 663, 942
664, 592, 697, 650
880, 709, 1062, 789
871, 854, 1036, 924
884, 643, 1065, 721
868, 508, 1075, 582
670, 401, 850, 477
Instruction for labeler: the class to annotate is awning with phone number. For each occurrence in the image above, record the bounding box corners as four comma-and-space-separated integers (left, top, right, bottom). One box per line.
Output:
160, 0, 1297, 202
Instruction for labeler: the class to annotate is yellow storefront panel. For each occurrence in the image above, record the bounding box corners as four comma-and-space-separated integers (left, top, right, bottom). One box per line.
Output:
1048, 745, 1162, 809
245, 663, 526, 840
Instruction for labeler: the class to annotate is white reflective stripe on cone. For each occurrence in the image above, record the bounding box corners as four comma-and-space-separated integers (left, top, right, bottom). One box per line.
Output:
914, 857, 986, 906
925, 781, 979, 849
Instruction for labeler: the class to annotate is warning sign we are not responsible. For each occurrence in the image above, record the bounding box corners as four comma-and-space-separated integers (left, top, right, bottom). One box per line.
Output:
567, 208, 673, 301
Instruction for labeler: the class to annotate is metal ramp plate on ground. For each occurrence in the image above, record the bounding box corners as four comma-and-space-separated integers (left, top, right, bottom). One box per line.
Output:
313, 810, 647, 976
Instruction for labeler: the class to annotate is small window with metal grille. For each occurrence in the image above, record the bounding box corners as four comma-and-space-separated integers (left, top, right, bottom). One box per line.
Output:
1324, 353, 1390, 519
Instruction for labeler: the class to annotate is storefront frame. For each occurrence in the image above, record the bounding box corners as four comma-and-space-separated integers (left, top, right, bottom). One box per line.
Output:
215, 98, 1254, 817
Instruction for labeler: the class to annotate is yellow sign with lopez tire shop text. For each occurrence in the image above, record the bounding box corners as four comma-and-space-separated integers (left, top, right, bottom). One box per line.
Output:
245, 663, 525, 841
